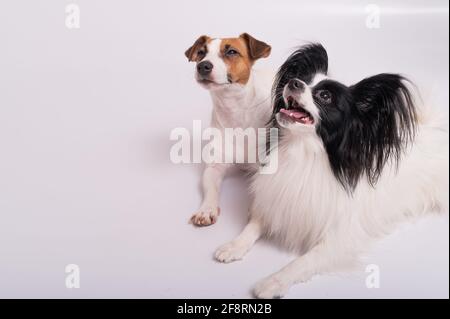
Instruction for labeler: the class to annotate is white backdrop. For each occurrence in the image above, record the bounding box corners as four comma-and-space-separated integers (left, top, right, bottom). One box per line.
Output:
0, 0, 448, 298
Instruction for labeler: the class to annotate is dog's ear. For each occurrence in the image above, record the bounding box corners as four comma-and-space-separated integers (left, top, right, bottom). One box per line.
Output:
185, 35, 209, 62
351, 74, 417, 135
338, 74, 418, 189
240, 33, 271, 60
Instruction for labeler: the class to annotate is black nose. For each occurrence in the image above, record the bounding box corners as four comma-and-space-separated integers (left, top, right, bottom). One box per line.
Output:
288, 79, 304, 91
197, 61, 213, 76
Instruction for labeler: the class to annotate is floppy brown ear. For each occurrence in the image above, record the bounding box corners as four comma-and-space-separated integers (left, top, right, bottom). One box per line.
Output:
240, 33, 271, 60
185, 35, 209, 62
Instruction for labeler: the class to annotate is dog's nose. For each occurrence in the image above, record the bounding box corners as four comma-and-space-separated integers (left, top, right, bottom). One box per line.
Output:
197, 61, 213, 76
288, 79, 304, 91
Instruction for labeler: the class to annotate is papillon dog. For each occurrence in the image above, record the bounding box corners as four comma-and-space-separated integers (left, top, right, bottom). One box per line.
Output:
214, 43, 449, 298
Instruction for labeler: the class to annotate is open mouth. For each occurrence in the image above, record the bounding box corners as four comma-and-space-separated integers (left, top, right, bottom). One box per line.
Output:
279, 96, 314, 125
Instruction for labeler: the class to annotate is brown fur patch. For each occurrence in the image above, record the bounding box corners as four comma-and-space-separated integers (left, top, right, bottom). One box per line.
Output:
185, 36, 211, 62
186, 34, 271, 85
220, 34, 271, 85
240, 33, 271, 60
220, 38, 254, 85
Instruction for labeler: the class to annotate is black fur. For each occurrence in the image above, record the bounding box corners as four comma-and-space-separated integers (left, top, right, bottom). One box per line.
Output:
271, 44, 418, 191
316, 74, 417, 191
272, 43, 328, 116
266, 44, 328, 153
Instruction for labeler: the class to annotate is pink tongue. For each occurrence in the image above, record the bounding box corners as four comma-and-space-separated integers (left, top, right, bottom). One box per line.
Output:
280, 108, 307, 119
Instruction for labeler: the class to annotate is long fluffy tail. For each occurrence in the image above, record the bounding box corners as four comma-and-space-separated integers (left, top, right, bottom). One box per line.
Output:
421, 106, 449, 214
411, 82, 449, 213
413, 82, 449, 130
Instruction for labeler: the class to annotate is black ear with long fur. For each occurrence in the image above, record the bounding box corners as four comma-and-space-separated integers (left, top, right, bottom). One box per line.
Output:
329, 74, 418, 191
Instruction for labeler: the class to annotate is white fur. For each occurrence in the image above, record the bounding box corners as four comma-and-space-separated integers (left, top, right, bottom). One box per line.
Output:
196, 39, 229, 85
190, 38, 275, 226
216, 103, 449, 297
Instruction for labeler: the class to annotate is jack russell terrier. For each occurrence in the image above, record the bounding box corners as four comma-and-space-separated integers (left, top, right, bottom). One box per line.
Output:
185, 33, 274, 226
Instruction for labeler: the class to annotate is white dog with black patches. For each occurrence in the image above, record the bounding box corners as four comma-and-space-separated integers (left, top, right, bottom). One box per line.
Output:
214, 44, 449, 298
185, 33, 274, 226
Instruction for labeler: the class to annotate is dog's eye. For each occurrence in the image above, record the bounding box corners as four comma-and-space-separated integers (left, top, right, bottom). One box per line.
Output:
226, 49, 239, 56
315, 90, 332, 104
197, 49, 206, 57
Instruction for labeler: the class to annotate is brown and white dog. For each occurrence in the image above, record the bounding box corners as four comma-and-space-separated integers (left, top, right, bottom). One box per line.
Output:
185, 33, 274, 226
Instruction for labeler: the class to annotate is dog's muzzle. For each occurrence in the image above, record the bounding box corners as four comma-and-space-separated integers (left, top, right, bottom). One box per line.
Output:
287, 79, 305, 92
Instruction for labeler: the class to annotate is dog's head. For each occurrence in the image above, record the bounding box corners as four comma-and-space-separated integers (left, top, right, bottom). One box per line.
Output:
272, 43, 418, 191
185, 33, 271, 89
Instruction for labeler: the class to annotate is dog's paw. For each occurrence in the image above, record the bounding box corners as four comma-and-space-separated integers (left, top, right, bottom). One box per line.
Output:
214, 241, 248, 263
253, 275, 290, 299
190, 207, 220, 226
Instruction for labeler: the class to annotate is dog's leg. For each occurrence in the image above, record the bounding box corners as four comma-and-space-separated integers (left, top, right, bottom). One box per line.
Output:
191, 164, 229, 226
253, 241, 353, 299
215, 218, 262, 263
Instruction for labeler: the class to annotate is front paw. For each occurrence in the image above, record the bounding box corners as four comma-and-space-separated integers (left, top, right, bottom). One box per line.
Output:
214, 241, 248, 263
190, 207, 220, 226
253, 275, 290, 299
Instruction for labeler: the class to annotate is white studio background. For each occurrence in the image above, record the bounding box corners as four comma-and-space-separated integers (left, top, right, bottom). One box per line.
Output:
0, 0, 448, 298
